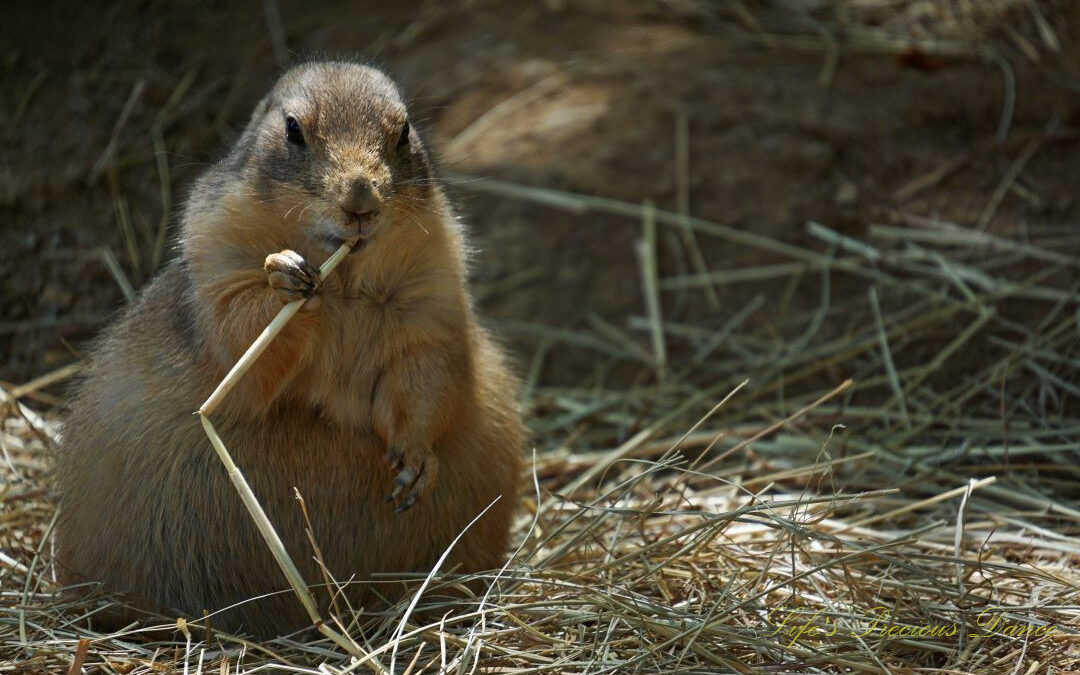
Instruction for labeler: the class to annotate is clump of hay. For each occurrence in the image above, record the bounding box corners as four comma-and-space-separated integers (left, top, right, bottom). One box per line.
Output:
837, 0, 1060, 47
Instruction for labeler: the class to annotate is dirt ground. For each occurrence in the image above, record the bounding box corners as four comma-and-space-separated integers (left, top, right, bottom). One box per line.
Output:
2, 0, 1079, 393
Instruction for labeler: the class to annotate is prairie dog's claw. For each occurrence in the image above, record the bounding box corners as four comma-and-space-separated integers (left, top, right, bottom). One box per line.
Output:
385, 447, 437, 512
265, 250, 321, 304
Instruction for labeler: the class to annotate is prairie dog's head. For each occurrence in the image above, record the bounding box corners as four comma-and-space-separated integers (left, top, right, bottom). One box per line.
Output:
234, 61, 433, 251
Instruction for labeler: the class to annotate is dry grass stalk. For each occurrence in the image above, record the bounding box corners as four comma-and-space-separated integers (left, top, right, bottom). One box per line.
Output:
195, 237, 393, 670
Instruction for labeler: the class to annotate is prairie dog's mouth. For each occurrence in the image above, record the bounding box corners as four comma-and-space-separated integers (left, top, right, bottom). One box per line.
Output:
321, 233, 369, 256
322, 234, 363, 253
313, 213, 378, 254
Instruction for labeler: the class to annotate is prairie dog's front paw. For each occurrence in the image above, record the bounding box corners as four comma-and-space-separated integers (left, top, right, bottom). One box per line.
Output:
385, 446, 438, 513
264, 250, 321, 305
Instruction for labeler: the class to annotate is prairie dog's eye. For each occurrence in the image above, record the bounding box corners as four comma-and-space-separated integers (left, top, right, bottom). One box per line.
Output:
285, 116, 305, 146
397, 120, 410, 148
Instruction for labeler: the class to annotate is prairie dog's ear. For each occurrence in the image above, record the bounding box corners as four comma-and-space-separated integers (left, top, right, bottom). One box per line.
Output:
224, 94, 276, 171
237, 95, 274, 140
250, 95, 273, 122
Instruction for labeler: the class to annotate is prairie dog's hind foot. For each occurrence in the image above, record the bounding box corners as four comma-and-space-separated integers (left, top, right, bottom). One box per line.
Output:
265, 250, 321, 305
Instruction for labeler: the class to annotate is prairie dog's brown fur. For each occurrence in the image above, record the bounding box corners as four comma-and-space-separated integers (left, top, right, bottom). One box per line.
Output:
56, 62, 523, 637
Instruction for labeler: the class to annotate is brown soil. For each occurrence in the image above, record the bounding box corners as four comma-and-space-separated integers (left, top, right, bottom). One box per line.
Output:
3, 0, 1078, 395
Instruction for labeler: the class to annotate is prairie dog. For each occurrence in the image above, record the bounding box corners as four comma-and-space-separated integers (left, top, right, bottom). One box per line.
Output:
56, 61, 523, 637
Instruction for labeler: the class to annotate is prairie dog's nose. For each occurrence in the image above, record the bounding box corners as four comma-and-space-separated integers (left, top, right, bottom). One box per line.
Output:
340, 177, 380, 219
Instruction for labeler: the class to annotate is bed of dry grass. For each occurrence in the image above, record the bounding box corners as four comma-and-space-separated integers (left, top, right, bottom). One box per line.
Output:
4, 173, 1077, 673
2, 1, 1078, 673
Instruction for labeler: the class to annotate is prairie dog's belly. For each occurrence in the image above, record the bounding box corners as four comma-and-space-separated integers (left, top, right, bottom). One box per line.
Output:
286, 283, 457, 428
214, 410, 497, 585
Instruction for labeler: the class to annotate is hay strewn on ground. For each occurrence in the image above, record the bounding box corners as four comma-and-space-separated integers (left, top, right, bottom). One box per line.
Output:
3, 1, 1078, 673
3, 182, 1077, 672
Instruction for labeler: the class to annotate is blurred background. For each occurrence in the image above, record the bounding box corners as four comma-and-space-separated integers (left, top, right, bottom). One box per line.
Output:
2, 1, 1078, 472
